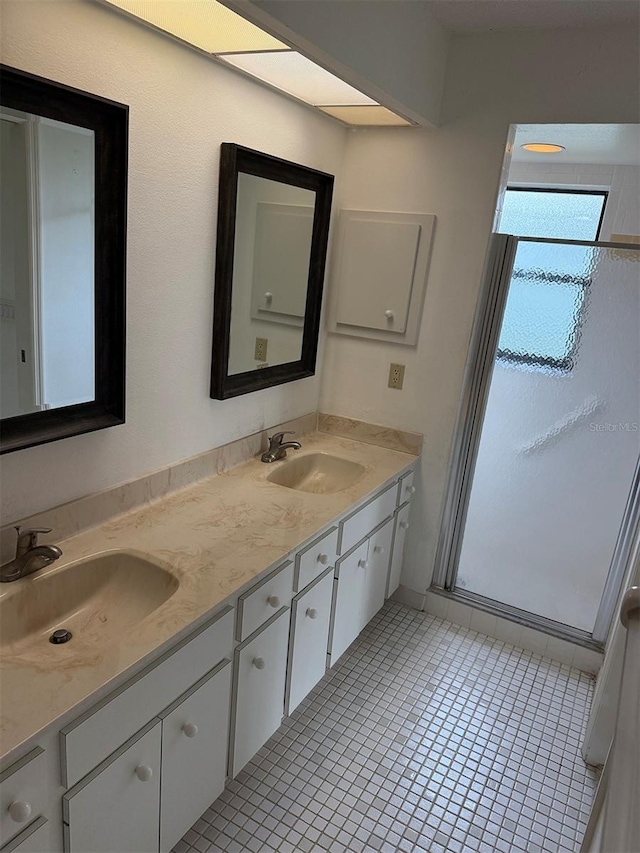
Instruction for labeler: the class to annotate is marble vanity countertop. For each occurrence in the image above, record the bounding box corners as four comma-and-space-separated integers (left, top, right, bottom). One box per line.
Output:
0, 432, 416, 762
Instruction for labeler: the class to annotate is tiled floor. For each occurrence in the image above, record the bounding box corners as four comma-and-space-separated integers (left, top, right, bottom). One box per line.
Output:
174, 602, 599, 853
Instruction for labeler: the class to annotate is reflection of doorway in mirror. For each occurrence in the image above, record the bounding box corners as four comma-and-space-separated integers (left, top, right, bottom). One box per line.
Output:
0, 109, 95, 419
228, 173, 315, 376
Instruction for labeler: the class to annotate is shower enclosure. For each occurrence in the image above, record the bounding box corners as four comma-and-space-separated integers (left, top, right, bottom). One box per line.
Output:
434, 234, 640, 646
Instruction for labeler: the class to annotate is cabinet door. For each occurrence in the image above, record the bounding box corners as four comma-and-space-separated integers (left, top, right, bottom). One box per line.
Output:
329, 541, 368, 665
231, 611, 289, 776
363, 518, 394, 625
160, 662, 232, 853
388, 503, 411, 597
63, 720, 161, 853
0, 817, 51, 853
286, 571, 334, 715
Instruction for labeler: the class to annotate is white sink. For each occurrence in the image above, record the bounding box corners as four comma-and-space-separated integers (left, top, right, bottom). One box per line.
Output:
266, 452, 365, 494
0, 551, 179, 653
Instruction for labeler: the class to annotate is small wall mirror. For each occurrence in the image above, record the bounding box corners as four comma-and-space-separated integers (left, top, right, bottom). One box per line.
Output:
0, 66, 127, 454
210, 144, 334, 399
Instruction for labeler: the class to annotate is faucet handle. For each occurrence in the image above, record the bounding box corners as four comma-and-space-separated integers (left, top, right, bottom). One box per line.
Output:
15, 526, 52, 554
269, 430, 296, 446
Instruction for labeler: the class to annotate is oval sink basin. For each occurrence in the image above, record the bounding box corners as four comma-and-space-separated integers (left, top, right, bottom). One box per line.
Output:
266, 452, 365, 494
0, 551, 179, 653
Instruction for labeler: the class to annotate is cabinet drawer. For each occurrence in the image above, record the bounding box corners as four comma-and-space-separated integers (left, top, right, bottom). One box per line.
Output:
397, 469, 416, 505
0, 748, 47, 847
339, 483, 396, 554
388, 502, 411, 597
160, 661, 232, 853
236, 560, 294, 641
286, 570, 334, 715
230, 610, 289, 776
294, 527, 338, 592
61, 606, 233, 788
0, 818, 50, 853
63, 720, 161, 853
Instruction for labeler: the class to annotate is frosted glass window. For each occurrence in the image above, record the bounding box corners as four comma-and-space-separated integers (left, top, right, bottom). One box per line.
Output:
497, 189, 606, 371
499, 188, 607, 241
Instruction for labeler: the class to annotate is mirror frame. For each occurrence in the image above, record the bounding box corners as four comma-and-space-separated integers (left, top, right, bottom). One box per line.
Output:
210, 143, 334, 400
0, 66, 128, 455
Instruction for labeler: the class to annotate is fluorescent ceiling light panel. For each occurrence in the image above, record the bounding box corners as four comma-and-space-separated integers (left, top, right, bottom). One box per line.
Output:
102, 0, 289, 54
220, 52, 377, 106
319, 106, 412, 127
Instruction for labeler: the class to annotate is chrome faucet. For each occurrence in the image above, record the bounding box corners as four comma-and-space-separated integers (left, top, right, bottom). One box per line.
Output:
0, 526, 63, 583
261, 431, 302, 463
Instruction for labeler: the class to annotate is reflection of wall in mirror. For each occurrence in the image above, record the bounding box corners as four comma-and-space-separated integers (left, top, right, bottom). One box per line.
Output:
228, 173, 315, 376
0, 113, 95, 418
0, 116, 35, 418
39, 119, 95, 408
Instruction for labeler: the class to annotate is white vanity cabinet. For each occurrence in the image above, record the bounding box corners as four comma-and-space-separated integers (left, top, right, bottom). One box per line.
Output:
63, 720, 162, 853
286, 568, 334, 715
0, 818, 51, 853
230, 609, 290, 776
388, 502, 411, 597
159, 662, 232, 852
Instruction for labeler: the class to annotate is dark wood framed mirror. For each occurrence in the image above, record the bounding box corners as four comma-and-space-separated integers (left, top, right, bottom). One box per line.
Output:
0, 66, 127, 454
210, 144, 334, 400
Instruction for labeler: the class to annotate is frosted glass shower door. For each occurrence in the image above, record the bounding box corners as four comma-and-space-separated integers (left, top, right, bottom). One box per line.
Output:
456, 240, 640, 632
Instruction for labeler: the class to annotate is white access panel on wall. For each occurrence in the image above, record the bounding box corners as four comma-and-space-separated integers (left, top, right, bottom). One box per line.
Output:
328, 210, 436, 344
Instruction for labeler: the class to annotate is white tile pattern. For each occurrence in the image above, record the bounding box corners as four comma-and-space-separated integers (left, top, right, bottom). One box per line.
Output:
173, 602, 599, 853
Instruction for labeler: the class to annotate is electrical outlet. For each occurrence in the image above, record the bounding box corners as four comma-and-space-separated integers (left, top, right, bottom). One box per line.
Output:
388, 363, 405, 390
254, 337, 268, 362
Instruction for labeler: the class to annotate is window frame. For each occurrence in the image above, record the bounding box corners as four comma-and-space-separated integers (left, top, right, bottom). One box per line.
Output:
496, 186, 609, 373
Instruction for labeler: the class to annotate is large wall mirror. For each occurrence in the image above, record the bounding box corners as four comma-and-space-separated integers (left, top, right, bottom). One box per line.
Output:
210, 144, 334, 399
0, 66, 127, 454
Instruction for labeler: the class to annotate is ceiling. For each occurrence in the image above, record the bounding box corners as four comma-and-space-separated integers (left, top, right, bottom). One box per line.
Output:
423, 0, 640, 32
512, 124, 640, 165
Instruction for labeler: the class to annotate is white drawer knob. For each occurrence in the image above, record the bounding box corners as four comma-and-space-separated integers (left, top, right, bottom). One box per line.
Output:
8, 802, 31, 823
182, 722, 198, 738
400, 521, 410, 530
358, 559, 369, 569
253, 657, 265, 670
317, 553, 329, 565
373, 545, 385, 555
267, 595, 280, 608
384, 309, 394, 319
265, 292, 273, 300
135, 765, 153, 782
406, 485, 416, 495
306, 608, 318, 619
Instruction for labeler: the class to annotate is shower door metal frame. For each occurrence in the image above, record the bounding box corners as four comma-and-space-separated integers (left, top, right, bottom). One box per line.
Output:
432, 233, 640, 648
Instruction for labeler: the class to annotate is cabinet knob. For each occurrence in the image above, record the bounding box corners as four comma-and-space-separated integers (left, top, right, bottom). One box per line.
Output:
265, 292, 273, 301
384, 309, 394, 319
8, 802, 31, 823
316, 553, 329, 565
306, 608, 318, 620
406, 485, 416, 495
399, 521, 410, 530
373, 545, 385, 555
358, 559, 369, 569
267, 595, 280, 608
135, 765, 153, 782
182, 722, 198, 738
253, 657, 266, 670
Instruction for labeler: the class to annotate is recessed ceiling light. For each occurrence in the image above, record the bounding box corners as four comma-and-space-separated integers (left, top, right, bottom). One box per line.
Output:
219, 52, 377, 107
101, 0, 289, 54
319, 106, 412, 127
521, 143, 566, 154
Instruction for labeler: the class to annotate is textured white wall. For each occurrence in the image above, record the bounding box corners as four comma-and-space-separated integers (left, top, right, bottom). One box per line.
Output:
0, 0, 346, 523
321, 25, 640, 595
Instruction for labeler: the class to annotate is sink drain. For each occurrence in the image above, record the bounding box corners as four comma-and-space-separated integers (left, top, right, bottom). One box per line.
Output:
49, 628, 72, 645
